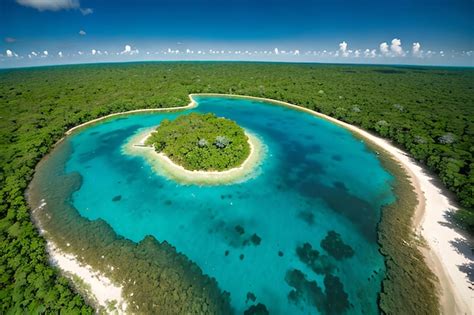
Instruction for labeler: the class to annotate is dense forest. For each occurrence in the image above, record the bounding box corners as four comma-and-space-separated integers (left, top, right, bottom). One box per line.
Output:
146, 112, 250, 171
0, 62, 472, 313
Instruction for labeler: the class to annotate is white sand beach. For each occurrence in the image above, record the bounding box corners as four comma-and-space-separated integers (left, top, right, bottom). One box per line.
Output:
31, 200, 128, 314
48, 243, 128, 313
123, 127, 265, 185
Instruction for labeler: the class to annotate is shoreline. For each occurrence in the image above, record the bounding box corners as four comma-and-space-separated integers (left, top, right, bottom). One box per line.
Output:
43, 93, 471, 313
65, 94, 198, 136
30, 200, 128, 314
123, 127, 265, 185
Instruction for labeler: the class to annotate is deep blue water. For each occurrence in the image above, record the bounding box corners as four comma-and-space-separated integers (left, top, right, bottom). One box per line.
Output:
65, 96, 394, 314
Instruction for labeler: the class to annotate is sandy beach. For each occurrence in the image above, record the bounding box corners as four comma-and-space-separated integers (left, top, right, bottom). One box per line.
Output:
30, 200, 128, 314
46, 93, 471, 314
123, 127, 265, 185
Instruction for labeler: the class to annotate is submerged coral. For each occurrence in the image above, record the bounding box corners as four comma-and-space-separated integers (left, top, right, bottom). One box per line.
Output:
296, 242, 334, 275
320, 231, 355, 260
285, 269, 350, 315
244, 303, 269, 315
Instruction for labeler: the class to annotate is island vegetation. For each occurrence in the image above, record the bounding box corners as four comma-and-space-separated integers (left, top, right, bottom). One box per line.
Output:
0, 62, 472, 313
145, 112, 250, 171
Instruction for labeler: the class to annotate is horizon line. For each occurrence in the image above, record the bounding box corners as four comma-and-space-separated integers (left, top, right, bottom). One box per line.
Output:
1, 59, 473, 71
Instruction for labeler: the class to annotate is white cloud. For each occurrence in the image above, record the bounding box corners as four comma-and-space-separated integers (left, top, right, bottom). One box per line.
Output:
412, 42, 421, 57
364, 49, 377, 58
122, 44, 131, 54
16, 0, 79, 11
58, 51, 63, 57
79, 30, 86, 36
294, 49, 300, 56
31, 51, 38, 56
43, 50, 48, 56
274, 47, 279, 55
339, 41, 349, 57
78, 51, 83, 55
390, 38, 404, 56
380, 42, 389, 55
91, 49, 96, 55
354, 49, 361, 58
16, 0, 94, 16
80, 7, 93, 15
6, 49, 14, 57
121, 44, 138, 55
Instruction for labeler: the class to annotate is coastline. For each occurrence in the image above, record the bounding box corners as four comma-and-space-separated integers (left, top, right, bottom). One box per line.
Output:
123, 127, 265, 185
30, 200, 128, 314
37, 93, 471, 313
65, 94, 198, 136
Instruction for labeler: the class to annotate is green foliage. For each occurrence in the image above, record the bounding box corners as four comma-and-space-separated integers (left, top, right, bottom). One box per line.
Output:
146, 112, 250, 171
0, 62, 472, 312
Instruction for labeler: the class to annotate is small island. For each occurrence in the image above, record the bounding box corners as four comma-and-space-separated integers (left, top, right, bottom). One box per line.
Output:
146, 112, 250, 171
124, 112, 264, 185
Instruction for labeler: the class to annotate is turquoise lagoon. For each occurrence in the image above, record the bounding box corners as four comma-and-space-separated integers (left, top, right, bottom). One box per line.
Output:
56, 96, 394, 314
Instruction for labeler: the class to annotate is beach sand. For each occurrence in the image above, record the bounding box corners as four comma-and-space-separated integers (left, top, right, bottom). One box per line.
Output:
123, 127, 265, 185
31, 200, 128, 314
45, 93, 472, 314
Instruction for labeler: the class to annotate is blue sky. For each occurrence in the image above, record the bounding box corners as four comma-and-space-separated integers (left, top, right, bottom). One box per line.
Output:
1, 0, 473, 67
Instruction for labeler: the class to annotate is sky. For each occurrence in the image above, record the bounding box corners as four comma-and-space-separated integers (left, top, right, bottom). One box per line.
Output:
0, 0, 473, 68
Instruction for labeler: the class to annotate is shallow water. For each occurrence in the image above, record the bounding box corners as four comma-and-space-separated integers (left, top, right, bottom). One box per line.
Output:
52, 96, 394, 314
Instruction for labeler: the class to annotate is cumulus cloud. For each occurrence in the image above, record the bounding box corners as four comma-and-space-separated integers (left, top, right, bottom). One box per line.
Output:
274, 47, 279, 55
339, 41, 349, 57
390, 38, 404, 56
122, 45, 131, 54
91, 49, 96, 55
121, 44, 139, 55
31, 51, 38, 56
364, 49, 377, 58
79, 30, 86, 36
16, 0, 80, 11
43, 50, 48, 56
379, 38, 405, 57
58, 51, 63, 57
380, 42, 389, 55
354, 49, 361, 58
294, 49, 300, 56
412, 42, 421, 57
6, 49, 14, 57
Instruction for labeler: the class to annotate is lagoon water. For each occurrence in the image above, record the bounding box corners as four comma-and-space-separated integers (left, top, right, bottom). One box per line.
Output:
60, 96, 393, 314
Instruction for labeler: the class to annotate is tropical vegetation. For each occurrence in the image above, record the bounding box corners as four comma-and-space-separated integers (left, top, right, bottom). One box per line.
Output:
146, 112, 250, 171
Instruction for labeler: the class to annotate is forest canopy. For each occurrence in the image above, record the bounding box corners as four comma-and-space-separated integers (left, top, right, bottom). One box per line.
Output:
145, 112, 250, 171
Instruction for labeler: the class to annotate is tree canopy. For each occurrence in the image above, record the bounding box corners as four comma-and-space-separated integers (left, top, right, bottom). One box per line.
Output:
146, 112, 250, 171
